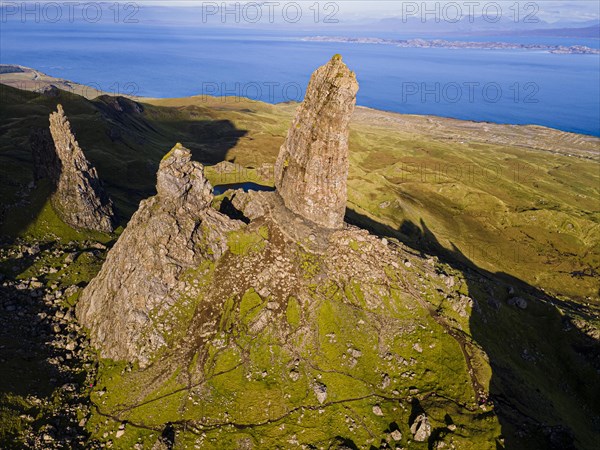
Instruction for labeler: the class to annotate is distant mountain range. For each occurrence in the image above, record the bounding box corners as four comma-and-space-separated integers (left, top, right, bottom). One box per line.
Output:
373, 16, 600, 37
505, 23, 600, 38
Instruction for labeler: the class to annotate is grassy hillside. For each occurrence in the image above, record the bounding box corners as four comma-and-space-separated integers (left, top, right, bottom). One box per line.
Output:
2, 83, 597, 302
0, 84, 598, 449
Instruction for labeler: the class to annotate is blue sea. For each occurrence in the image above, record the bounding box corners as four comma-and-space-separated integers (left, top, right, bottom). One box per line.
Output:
1, 19, 599, 136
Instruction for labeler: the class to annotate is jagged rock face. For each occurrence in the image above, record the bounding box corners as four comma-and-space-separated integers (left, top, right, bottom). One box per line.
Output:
274, 55, 359, 229
76, 145, 242, 366
30, 128, 59, 181
48, 104, 116, 232
156, 145, 213, 210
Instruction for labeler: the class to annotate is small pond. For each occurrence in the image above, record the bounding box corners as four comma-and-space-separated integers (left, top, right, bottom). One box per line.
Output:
213, 182, 275, 196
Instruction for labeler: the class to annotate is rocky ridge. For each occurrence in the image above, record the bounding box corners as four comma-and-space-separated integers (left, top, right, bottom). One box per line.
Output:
72, 56, 492, 448
46, 104, 116, 233
76, 144, 242, 366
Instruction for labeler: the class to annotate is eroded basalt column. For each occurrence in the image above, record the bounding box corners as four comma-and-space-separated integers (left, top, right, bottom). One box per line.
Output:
274, 55, 359, 229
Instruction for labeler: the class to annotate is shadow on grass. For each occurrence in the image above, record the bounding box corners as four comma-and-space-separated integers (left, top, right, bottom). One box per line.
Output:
0, 84, 249, 446
0, 84, 248, 239
345, 208, 600, 450
0, 244, 94, 448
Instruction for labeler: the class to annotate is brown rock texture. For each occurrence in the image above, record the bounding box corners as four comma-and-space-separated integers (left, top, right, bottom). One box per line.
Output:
77, 58, 361, 366
48, 104, 116, 232
274, 54, 359, 229
76, 144, 242, 366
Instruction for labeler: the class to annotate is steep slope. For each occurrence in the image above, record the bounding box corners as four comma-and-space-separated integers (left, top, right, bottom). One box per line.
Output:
77, 144, 241, 366
75, 56, 501, 449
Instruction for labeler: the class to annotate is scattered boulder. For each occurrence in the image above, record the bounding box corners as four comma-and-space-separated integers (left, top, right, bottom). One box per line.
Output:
372, 404, 384, 416
508, 296, 528, 309
410, 414, 432, 442
313, 382, 328, 404
381, 373, 391, 389
115, 423, 126, 438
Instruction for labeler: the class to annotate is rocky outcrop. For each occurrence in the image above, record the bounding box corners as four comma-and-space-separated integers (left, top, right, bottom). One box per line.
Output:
30, 128, 59, 182
77, 57, 361, 367
72, 59, 517, 449
48, 104, 116, 232
274, 54, 358, 229
76, 144, 242, 366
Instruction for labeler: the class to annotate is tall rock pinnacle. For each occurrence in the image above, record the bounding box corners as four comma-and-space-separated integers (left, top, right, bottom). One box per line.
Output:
274, 55, 359, 229
48, 104, 116, 232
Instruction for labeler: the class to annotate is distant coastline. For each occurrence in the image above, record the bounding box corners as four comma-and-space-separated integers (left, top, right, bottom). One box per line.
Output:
2, 56, 598, 137
3, 64, 600, 145
302, 36, 600, 55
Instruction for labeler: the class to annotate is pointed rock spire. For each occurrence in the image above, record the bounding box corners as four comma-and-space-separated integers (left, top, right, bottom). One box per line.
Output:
48, 104, 116, 232
274, 54, 359, 229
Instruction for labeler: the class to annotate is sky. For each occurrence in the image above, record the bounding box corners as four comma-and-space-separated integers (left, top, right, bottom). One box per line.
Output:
2, 1, 599, 28
140, 1, 599, 23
